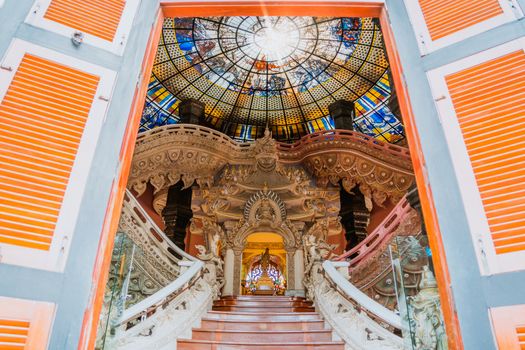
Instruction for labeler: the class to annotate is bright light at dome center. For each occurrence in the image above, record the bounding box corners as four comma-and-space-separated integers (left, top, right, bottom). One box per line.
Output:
254, 22, 300, 61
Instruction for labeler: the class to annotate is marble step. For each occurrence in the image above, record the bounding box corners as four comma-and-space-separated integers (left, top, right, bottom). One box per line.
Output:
177, 340, 345, 350
199, 318, 326, 331
220, 295, 305, 301
212, 305, 315, 313
190, 329, 333, 342
213, 300, 313, 307
205, 311, 321, 322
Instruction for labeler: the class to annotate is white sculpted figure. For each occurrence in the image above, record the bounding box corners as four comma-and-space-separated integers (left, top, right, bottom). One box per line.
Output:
195, 244, 224, 300
302, 233, 338, 300
407, 266, 448, 350
256, 198, 276, 221
210, 231, 220, 256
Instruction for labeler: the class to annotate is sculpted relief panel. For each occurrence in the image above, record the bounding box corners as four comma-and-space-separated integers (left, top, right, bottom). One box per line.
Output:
128, 125, 415, 290
129, 125, 414, 209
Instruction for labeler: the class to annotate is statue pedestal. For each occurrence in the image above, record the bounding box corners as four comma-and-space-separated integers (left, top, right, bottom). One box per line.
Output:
254, 289, 274, 295
254, 275, 275, 295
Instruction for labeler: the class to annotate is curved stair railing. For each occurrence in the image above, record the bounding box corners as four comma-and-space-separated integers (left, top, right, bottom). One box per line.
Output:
120, 190, 195, 263
335, 196, 412, 269
98, 191, 218, 350
111, 259, 212, 350
308, 260, 404, 350
332, 195, 426, 312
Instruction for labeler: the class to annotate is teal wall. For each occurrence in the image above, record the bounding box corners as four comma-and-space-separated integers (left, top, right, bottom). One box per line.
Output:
0, 0, 160, 348
385, 1, 525, 349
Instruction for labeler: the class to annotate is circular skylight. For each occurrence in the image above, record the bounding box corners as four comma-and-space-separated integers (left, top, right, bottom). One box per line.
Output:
141, 16, 404, 143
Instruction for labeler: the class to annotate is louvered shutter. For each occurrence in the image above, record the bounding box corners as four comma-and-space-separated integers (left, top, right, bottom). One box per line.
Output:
491, 305, 525, 349
0, 40, 116, 271
0, 297, 55, 350
0, 54, 99, 251
25, 0, 140, 54
445, 50, 525, 256
427, 39, 525, 274
44, 0, 126, 42
404, 0, 523, 53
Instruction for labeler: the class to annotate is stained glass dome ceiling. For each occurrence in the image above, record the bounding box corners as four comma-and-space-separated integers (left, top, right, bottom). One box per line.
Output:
140, 16, 404, 143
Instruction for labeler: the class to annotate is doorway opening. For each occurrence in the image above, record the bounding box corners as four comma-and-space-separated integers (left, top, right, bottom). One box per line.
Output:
86, 3, 461, 350
242, 233, 287, 295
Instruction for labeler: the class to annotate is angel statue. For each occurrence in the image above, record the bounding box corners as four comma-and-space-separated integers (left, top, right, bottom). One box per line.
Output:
195, 244, 224, 300
302, 234, 338, 300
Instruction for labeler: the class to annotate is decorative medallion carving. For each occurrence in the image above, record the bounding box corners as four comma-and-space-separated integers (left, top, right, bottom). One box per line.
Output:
244, 189, 286, 223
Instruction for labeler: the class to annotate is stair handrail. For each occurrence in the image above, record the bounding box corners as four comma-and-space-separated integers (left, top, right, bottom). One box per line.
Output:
323, 260, 402, 330
306, 259, 404, 349
335, 195, 411, 269
117, 260, 204, 328
122, 189, 196, 262
107, 192, 216, 349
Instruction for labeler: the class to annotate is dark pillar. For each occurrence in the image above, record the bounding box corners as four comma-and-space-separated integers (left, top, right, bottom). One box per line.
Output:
328, 100, 355, 130
178, 98, 205, 125
339, 187, 369, 250
161, 182, 193, 251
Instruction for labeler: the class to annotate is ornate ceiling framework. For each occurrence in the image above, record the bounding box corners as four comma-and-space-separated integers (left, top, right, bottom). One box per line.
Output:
140, 16, 404, 143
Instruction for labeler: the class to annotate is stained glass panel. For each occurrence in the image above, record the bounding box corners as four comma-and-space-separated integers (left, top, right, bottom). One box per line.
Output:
140, 16, 405, 143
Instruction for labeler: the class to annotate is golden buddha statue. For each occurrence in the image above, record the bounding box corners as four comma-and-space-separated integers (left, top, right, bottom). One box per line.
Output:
254, 248, 275, 295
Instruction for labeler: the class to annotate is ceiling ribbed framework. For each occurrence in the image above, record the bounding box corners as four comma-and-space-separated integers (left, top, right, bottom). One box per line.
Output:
140, 16, 404, 143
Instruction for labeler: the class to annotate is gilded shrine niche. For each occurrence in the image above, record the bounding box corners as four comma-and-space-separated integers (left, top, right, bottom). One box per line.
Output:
128, 124, 415, 296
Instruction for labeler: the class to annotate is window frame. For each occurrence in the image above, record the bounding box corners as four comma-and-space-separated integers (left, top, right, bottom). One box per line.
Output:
426, 38, 525, 275
0, 297, 56, 350
0, 39, 117, 272
24, 0, 141, 55
403, 0, 523, 55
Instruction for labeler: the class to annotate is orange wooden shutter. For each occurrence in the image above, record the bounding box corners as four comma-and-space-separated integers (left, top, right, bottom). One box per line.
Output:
0, 319, 30, 349
491, 305, 525, 349
44, 0, 126, 42
0, 297, 55, 350
518, 326, 525, 349
418, 0, 504, 40
0, 53, 99, 251
444, 50, 525, 255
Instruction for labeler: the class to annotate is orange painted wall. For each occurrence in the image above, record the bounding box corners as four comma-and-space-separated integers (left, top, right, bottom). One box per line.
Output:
134, 184, 165, 230
367, 199, 396, 234
327, 229, 346, 255
186, 230, 204, 257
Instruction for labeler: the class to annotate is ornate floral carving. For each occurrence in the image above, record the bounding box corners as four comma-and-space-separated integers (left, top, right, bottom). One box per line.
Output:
304, 153, 413, 208
129, 125, 413, 215
129, 148, 224, 196
253, 126, 279, 172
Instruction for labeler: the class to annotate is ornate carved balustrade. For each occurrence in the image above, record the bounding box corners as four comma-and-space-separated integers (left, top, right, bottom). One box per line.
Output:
334, 195, 425, 310
307, 260, 404, 349
129, 124, 415, 210
335, 196, 414, 269
111, 260, 212, 350
98, 191, 222, 349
